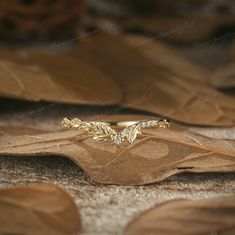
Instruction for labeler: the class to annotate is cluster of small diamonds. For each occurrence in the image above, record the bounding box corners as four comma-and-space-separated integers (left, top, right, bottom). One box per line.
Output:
142, 119, 169, 128
113, 134, 123, 145
140, 120, 157, 128
112, 119, 169, 145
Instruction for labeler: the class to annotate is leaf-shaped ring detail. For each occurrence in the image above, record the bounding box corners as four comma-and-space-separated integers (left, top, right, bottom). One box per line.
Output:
61, 118, 170, 145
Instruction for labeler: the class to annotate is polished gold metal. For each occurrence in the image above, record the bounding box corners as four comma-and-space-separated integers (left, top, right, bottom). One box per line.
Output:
61, 118, 170, 145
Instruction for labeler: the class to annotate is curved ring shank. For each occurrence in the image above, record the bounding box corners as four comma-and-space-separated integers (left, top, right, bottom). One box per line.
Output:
105, 121, 140, 128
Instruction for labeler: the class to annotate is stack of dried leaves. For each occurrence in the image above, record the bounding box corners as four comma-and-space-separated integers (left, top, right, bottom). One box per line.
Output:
0, 15, 235, 233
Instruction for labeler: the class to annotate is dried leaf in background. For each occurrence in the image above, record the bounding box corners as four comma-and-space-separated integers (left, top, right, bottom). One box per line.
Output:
70, 35, 235, 126
0, 124, 46, 136
0, 49, 122, 105
124, 196, 235, 235
0, 0, 84, 40
121, 16, 235, 42
0, 183, 81, 235
124, 35, 210, 84
0, 124, 235, 185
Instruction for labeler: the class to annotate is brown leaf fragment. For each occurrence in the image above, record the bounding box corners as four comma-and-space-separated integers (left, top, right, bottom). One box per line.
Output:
0, 47, 23, 63
0, 124, 46, 136
189, 126, 235, 140
211, 63, 235, 89
26, 51, 122, 105
0, 51, 122, 105
0, 183, 81, 235
121, 16, 235, 42
0, 126, 235, 185
124, 196, 235, 235
124, 35, 210, 84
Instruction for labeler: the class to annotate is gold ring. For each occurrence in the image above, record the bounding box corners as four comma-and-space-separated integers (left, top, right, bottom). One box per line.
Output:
61, 118, 170, 145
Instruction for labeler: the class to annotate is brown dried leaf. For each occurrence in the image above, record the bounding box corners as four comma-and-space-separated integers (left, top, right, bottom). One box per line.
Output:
0, 48, 23, 63
0, 126, 235, 185
211, 63, 235, 88
0, 183, 81, 235
121, 16, 235, 42
70, 35, 235, 126
124, 196, 235, 235
0, 124, 46, 135
189, 126, 235, 140
0, 50, 122, 105
124, 35, 210, 84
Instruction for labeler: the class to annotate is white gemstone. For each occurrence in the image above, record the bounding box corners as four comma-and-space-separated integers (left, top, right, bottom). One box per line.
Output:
142, 122, 147, 127
114, 135, 122, 145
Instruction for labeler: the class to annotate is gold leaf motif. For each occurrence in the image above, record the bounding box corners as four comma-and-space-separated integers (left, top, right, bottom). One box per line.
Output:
123, 119, 170, 144
61, 118, 117, 141
122, 123, 142, 144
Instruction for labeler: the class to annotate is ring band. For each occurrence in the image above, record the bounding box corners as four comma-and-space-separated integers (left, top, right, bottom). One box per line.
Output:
61, 118, 170, 145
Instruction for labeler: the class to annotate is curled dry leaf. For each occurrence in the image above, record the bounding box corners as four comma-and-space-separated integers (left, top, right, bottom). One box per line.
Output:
70, 35, 235, 126
0, 49, 122, 105
0, 125, 235, 185
124, 196, 235, 235
0, 183, 81, 235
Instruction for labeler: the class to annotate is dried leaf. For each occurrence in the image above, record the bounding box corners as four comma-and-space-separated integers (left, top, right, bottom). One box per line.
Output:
211, 63, 235, 88
124, 35, 210, 84
0, 124, 46, 136
0, 50, 122, 105
121, 16, 235, 42
70, 35, 235, 126
0, 183, 81, 235
189, 126, 235, 140
0, 48, 23, 63
0, 126, 235, 185
124, 196, 235, 235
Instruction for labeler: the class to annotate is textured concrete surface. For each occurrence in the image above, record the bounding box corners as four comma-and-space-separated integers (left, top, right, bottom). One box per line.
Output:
1, 155, 235, 235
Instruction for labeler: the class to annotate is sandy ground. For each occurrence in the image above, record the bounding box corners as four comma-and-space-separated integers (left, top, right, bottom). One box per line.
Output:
1, 155, 235, 235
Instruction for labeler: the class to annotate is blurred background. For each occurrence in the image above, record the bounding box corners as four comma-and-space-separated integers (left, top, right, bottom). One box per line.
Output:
1, 1, 235, 39
0, 0, 235, 64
